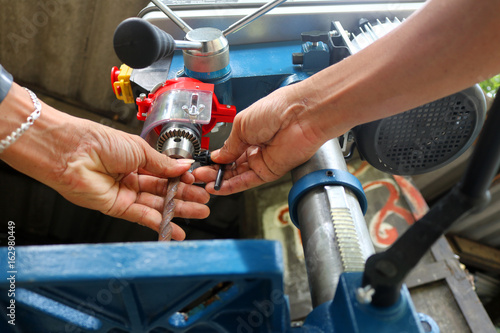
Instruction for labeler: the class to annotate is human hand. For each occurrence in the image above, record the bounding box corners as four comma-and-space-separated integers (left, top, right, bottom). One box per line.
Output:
0, 85, 209, 240
49, 120, 210, 241
193, 84, 330, 195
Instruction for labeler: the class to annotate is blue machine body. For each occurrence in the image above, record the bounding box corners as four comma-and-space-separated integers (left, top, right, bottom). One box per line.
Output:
0, 241, 432, 333
0, 35, 437, 333
168, 41, 310, 109
299, 41, 331, 72
0, 241, 288, 333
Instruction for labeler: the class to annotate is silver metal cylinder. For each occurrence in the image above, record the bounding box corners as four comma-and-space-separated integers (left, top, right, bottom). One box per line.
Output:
157, 123, 201, 159
162, 136, 195, 159
175, 40, 203, 51
291, 138, 375, 307
183, 28, 230, 74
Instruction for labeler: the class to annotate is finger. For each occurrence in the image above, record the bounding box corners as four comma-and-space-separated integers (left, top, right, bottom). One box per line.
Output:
137, 139, 195, 178
115, 200, 193, 241
132, 175, 169, 196
176, 182, 210, 204
135, 174, 197, 201
192, 165, 219, 184
142, 182, 209, 206
171, 223, 186, 241
203, 161, 261, 195
192, 146, 253, 184
180, 171, 195, 184
136, 190, 209, 217
137, 166, 194, 182
135, 192, 165, 212
205, 170, 266, 195
211, 114, 250, 165
136, 216, 185, 241
206, 147, 281, 195
174, 200, 210, 219
114, 202, 163, 231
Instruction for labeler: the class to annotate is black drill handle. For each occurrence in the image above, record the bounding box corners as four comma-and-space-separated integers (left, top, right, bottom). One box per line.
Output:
363, 93, 500, 307
113, 18, 176, 69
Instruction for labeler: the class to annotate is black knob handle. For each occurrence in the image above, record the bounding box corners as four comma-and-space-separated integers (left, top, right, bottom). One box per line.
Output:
301, 30, 330, 43
113, 18, 176, 69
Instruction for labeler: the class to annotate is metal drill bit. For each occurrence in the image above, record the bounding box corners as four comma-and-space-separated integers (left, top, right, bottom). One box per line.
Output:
158, 176, 180, 241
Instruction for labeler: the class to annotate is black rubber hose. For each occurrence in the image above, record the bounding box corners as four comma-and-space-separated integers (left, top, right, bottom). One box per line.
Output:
113, 18, 176, 69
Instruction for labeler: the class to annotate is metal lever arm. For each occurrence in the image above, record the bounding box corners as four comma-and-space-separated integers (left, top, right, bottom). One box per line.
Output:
151, 0, 193, 33
362, 93, 500, 307
223, 0, 287, 36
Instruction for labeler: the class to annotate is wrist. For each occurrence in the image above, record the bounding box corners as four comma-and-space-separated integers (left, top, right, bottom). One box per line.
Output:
0, 83, 82, 186
280, 79, 354, 146
0, 88, 42, 154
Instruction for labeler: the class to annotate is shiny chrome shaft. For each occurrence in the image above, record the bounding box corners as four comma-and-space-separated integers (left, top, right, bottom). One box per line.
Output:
151, 0, 193, 33
175, 40, 203, 51
223, 0, 287, 36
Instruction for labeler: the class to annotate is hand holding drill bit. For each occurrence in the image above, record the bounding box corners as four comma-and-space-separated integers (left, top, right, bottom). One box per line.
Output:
158, 151, 224, 242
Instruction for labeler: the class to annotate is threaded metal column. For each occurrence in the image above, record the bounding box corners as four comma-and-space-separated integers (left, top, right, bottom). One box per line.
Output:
291, 138, 374, 307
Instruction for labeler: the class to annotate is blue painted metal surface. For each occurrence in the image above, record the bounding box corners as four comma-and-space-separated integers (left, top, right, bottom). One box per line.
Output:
300, 41, 330, 72
288, 169, 368, 228
299, 273, 426, 333
0, 240, 290, 332
184, 65, 232, 81
168, 41, 310, 112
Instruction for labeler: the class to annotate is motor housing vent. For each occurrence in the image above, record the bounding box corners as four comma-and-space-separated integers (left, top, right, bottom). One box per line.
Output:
353, 85, 486, 175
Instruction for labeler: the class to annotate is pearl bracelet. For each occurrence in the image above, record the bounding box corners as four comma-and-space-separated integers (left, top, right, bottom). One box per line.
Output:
0, 88, 42, 154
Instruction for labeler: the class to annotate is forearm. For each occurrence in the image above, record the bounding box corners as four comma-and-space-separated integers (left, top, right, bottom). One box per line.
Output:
291, 0, 500, 142
0, 82, 82, 187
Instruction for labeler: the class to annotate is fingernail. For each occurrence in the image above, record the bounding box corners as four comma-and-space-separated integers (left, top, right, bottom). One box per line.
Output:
177, 159, 195, 165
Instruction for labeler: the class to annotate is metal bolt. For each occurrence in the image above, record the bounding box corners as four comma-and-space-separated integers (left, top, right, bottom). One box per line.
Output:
356, 285, 375, 304
139, 93, 146, 101
329, 30, 340, 37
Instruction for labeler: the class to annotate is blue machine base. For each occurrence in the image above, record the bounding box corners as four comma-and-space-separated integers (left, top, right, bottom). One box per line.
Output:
0, 241, 433, 333
0, 241, 288, 333
302, 273, 428, 333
